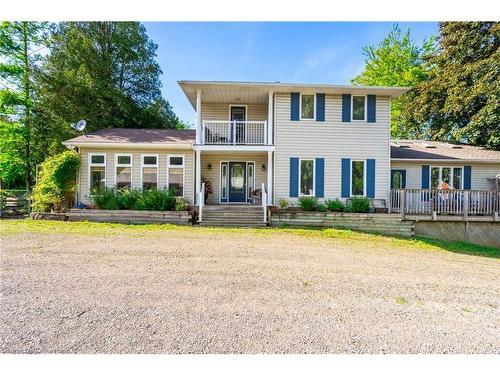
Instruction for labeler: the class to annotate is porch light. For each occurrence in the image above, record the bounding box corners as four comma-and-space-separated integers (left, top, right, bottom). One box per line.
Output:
208, 163, 212, 170
262, 164, 266, 171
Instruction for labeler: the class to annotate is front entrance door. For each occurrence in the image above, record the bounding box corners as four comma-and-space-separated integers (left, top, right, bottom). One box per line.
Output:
228, 162, 246, 202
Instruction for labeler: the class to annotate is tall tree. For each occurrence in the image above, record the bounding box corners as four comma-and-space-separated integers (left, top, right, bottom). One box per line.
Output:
352, 24, 436, 137
37, 22, 184, 155
403, 22, 500, 149
0, 21, 49, 189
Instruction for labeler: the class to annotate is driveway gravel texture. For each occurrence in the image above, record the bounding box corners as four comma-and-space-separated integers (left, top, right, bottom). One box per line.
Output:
0, 221, 499, 354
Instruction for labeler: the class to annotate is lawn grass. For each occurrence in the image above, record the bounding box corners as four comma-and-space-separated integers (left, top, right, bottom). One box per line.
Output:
1, 219, 498, 258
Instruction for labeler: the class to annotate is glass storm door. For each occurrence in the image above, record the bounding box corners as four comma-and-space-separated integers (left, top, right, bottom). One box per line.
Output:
228, 162, 246, 202
230, 106, 246, 144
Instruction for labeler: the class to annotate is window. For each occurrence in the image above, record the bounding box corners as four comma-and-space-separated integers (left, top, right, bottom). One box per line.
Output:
141, 154, 158, 190
221, 163, 228, 200
115, 154, 132, 189
430, 167, 463, 189
300, 94, 315, 120
299, 159, 314, 196
352, 96, 366, 121
247, 162, 255, 200
168, 155, 184, 196
391, 171, 404, 189
89, 153, 106, 192
351, 160, 365, 196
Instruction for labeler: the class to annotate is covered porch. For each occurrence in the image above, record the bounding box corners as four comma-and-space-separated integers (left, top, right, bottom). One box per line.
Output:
194, 148, 274, 206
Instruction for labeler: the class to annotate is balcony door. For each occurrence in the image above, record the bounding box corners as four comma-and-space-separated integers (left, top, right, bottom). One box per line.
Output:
230, 106, 246, 144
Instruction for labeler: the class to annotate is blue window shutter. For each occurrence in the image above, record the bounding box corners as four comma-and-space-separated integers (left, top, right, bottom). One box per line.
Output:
341, 158, 351, 198
367, 159, 375, 198
464, 166, 472, 189
315, 158, 324, 197
290, 157, 299, 197
342, 94, 351, 122
316, 93, 325, 122
291, 93, 300, 121
421, 165, 430, 188
367, 95, 376, 123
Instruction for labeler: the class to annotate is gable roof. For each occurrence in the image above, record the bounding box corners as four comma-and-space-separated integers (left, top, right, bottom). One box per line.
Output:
391, 140, 500, 162
178, 80, 410, 109
63, 128, 195, 148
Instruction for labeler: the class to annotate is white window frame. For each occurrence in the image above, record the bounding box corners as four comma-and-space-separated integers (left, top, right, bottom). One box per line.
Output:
167, 154, 185, 196
140, 154, 159, 190
350, 159, 367, 197
351, 95, 367, 122
429, 166, 464, 190
299, 93, 316, 121
298, 158, 315, 197
246, 161, 256, 203
220, 162, 228, 201
228, 104, 248, 121
88, 153, 106, 194
114, 153, 133, 188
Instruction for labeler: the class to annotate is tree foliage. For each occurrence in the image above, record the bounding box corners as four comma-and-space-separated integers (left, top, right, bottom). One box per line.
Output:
36, 21, 184, 153
0, 21, 50, 189
402, 22, 500, 149
31, 150, 79, 212
352, 24, 436, 137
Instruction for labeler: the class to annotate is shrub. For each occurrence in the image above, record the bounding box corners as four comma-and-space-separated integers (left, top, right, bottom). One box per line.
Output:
32, 150, 80, 212
175, 197, 190, 211
326, 198, 345, 212
298, 196, 318, 211
90, 187, 120, 210
317, 203, 327, 212
346, 197, 370, 213
278, 198, 289, 209
117, 188, 141, 209
137, 188, 176, 211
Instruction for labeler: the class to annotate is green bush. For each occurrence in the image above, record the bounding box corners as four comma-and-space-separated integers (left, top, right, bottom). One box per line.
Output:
91, 187, 120, 210
175, 197, 190, 211
32, 150, 80, 212
298, 196, 318, 211
326, 198, 345, 212
278, 198, 289, 209
90, 187, 179, 211
346, 197, 370, 213
317, 203, 327, 212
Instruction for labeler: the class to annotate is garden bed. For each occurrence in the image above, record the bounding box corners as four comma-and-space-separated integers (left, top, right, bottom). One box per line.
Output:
269, 210, 414, 237
66, 209, 193, 225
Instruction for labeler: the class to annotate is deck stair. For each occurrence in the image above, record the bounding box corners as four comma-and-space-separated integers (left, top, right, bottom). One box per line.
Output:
199, 205, 267, 227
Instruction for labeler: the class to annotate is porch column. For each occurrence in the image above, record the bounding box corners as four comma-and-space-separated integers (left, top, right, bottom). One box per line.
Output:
267, 150, 273, 206
267, 91, 274, 145
196, 89, 202, 144
195, 149, 201, 205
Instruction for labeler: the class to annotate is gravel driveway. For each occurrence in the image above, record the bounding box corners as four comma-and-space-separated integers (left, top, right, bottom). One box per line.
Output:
1, 222, 499, 353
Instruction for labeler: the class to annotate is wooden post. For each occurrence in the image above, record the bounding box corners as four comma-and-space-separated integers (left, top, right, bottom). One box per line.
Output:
196, 90, 201, 144
463, 190, 469, 221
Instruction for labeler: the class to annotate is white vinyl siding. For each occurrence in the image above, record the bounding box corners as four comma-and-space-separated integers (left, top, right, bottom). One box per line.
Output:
274, 93, 391, 203
78, 148, 194, 204
391, 161, 500, 190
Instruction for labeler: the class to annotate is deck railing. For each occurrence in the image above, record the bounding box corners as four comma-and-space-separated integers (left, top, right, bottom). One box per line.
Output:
390, 189, 500, 217
202, 120, 267, 145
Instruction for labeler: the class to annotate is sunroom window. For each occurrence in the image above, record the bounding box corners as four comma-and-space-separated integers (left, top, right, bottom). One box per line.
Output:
168, 155, 184, 196
142, 155, 158, 190
116, 154, 132, 189
89, 154, 106, 192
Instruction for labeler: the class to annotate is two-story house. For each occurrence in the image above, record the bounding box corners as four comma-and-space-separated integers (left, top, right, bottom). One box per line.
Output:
63, 80, 500, 224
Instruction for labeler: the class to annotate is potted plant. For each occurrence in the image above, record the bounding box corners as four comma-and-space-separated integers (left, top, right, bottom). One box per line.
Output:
202, 177, 213, 204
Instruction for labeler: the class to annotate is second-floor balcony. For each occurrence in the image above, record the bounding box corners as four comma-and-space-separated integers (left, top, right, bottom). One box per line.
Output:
202, 120, 268, 145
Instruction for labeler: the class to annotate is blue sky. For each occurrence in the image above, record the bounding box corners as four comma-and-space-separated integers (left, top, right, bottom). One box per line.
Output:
144, 22, 438, 125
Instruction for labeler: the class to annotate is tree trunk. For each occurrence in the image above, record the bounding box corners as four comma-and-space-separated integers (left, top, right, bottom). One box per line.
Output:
22, 22, 32, 191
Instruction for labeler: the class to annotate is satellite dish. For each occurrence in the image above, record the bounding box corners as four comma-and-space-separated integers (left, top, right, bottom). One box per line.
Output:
71, 120, 87, 135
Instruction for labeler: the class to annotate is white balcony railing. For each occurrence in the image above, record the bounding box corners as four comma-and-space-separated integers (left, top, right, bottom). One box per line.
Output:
202, 120, 267, 145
